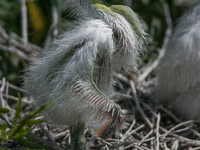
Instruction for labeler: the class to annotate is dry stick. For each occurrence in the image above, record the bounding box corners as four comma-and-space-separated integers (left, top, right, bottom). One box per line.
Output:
129, 80, 153, 128
159, 126, 200, 147
100, 139, 112, 147
0, 78, 6, 107
115, 93, 133, 100
2, 94, 32, 104
141, 102, 158, 118
51, 0, 59, 37
156, 113, 161, 150
114, 73, 130, 84
134, 145, 150, 150
0, 81, 13, 111
163, 137, 200, 147
39, 124, 56, 144
163, 142, 170, 150
44, 0, 59, 51
0, 80, 27, 94
0, 27, 9, 40
159, 105, 200, 138
4, 80, 11, 124
171, 140, 179, 150
0, 26, 41, 55
105, 145, 109, 150
138, 2, 173, 82
173, 127, 189, 134
0, 79, 13, 127
5, 81, 9, 108
0, 44, 31, 61
124, 143, 142, 150
138, 129, 154, 146
54, 130, 69, 138
108, 142, 132, 149
151, 138, 154, 150
21, 0, 28, 45
159, 126, 190, 141
11, 32, 42, 52
128, 124, 145, 136
158, 105, 180, 122
162, 120, 199, 138
121, 117, 136, 141
142, 136, 155, 143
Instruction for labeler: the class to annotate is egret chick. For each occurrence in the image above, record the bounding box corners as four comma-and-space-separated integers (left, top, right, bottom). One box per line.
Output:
154, 2, 200, 120
26, 0, 145, 149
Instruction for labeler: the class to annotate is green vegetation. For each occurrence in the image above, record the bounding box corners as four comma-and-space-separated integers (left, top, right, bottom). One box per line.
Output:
0, 93, 52, 149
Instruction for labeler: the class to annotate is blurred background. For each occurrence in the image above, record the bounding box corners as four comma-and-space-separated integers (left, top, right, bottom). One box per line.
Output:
0, 0, 198, 149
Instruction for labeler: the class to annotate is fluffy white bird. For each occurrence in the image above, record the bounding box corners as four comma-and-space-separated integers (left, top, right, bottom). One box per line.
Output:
26, 0, 145, 138
154, 2, 200, 120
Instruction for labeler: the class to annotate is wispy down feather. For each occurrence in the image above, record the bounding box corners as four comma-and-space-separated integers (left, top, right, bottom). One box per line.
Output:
26, 1, 145, 137
154, 2, 200, 120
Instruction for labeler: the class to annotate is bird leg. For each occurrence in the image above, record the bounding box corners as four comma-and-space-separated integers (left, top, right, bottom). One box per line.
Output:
70, 122, 86, 150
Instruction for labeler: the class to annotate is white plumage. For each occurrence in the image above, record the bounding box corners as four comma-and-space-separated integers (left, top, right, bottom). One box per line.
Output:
154, 2, 200, 120
26, 1, 145, 137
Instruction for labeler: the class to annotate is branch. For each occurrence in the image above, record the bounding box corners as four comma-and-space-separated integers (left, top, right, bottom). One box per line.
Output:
138, 2, 173, 82
21, 0, 28, 45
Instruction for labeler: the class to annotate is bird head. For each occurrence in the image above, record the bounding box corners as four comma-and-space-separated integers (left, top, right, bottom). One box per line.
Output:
94, 3, 144, 41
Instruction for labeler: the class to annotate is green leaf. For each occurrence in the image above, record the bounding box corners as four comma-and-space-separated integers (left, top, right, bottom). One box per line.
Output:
0, 121, 8, 128
12, 128, 32, 139
10, 99, 52, 136
26, 119, 45, 127
0, 147, 10, 150
16, 137, 51, 149
0, 127, 7, 142
0, 107, 10, 114
13, 92, 22, 125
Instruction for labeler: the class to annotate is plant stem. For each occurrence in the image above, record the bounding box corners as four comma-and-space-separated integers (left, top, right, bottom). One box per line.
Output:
70, 123, 87, 150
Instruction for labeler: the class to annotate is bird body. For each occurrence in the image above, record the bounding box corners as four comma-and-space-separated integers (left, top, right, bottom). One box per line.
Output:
154, 2, 200, 120
26, 0, 145, 137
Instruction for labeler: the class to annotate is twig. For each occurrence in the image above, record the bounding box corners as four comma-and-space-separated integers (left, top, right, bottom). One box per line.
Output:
121, 117, 136, 141
0, 80, 27, 93
2, 94, 32, 104
54, 130, 69, 138
173, 127, 189, 134
141, 102, 158, 118
128, 124, 145, 136
51, 0, 58, 37
0, 78, 6, 107
114, 73, 130, 84
44, 0, 59, 51
171, 140, 179, 150
162, 120, 199, 138
21, 0, 28, 45
0, 43, 32, 61
0, 26, 42, 55
11, 32, 42, 52
138, 2, 173, 82
39, 123, 56, 144
138, 129, 153, 146
156, 113, 161, 150
115, 93, 133, 100
5, 81, 9, 108
159, 105, 200, 138
129, 80, 153, 128
163, 142, 170, 150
